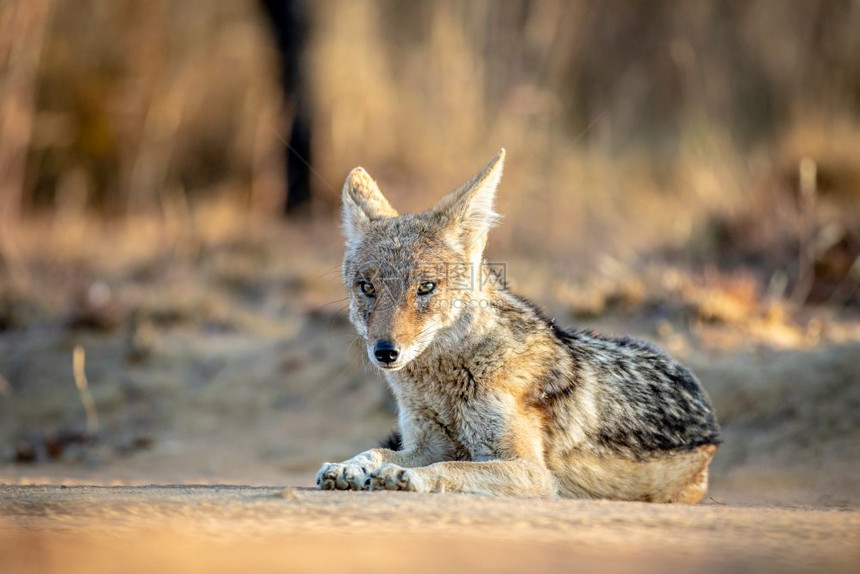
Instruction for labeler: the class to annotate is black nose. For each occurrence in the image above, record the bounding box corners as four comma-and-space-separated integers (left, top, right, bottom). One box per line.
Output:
374, 340, 400, 365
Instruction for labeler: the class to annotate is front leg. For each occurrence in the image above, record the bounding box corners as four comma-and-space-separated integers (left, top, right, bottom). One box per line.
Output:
368, 459, 557, 497
367, 408, 557, 495
316, 447, 432, 491
317, 412, 456, 490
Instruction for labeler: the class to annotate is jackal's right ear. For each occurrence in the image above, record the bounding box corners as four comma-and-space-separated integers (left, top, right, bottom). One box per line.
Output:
342, 167, 398, 241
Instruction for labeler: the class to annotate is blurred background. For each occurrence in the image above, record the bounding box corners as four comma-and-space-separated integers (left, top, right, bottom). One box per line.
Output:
1, 0, 859, 505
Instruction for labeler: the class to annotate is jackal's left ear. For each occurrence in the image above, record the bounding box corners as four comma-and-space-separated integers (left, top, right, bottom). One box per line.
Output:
342, 167, 398, 241
434, 148, 504, 259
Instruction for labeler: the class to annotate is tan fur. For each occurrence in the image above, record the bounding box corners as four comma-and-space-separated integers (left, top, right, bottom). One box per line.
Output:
318, 149, 722, 502
548, 444, 717, 503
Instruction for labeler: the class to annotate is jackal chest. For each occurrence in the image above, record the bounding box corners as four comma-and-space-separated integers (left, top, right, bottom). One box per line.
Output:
394, 371, 508, 462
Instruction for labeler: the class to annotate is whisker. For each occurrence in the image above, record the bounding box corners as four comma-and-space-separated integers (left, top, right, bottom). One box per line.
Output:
308, 297, 349, 314
309, 267, 346, 283
326, 331, 362, 338
326, 303, 351, 337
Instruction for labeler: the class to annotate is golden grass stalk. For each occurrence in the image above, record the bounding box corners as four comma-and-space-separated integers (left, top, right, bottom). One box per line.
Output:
72, 344, 99, 436
792, 157, 818, 305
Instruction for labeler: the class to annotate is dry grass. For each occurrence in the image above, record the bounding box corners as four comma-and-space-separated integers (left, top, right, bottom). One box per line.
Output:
307, 1, 860, 275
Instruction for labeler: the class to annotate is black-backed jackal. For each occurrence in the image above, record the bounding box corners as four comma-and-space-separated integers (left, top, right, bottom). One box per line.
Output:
317, 149, 721, 503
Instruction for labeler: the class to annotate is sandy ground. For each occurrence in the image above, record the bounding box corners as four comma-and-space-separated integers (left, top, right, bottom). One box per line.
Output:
1, 484, 859, 574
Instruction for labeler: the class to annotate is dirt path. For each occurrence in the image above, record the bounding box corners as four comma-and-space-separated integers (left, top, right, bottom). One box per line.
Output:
1, 485, 858, 574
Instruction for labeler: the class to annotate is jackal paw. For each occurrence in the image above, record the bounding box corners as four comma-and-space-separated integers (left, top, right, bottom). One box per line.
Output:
366, 464, 425, 492
316, 462, 370, 491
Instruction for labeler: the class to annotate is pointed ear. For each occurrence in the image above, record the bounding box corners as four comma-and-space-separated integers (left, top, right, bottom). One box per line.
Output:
342, 167, 398, 241
433, 148, 505, 260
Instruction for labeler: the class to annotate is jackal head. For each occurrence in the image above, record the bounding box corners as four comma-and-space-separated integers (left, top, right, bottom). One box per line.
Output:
341, 149, 505, 370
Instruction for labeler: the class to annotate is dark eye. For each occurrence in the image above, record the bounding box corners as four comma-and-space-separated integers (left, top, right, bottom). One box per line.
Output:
359, 281, 376, 297
417, 281, 436, 296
